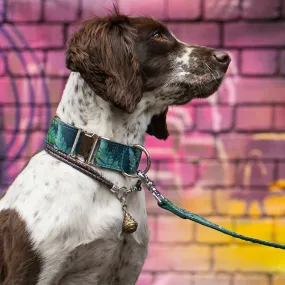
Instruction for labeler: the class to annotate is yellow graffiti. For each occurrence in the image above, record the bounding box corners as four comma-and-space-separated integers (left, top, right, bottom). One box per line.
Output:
243, 149, 268, 186
269, 180, 285, 191
253, 133, 285, 140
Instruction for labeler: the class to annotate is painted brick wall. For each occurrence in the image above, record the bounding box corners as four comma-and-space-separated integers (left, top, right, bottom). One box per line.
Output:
1, 0, 285, 284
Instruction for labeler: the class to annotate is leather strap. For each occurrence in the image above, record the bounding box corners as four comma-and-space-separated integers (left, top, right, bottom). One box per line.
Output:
45, 144, 114, 189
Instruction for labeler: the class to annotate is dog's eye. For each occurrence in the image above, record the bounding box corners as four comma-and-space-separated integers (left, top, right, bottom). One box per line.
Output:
152, 31, 163, 41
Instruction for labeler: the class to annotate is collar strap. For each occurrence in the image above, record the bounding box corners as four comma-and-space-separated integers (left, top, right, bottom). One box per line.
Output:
45, 116, 143, 176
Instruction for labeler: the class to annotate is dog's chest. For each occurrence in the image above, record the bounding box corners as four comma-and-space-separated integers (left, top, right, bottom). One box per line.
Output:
57, 236, 147, 285
0, 152, 149, 285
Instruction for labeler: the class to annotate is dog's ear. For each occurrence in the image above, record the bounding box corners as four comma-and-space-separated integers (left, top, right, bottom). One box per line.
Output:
147, 108, 169, 140
66, 15, 143, 114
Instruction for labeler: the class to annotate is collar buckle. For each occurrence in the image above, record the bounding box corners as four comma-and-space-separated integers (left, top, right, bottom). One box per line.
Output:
84, 133, 101, 164
70, 130, 101, 164
47, 116, 144, 176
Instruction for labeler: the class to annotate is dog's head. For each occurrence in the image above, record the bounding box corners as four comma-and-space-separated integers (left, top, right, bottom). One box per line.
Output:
66, 13, 230, 140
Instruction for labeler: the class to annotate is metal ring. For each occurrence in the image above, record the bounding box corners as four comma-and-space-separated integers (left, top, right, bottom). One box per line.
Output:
122, 145, 151, 178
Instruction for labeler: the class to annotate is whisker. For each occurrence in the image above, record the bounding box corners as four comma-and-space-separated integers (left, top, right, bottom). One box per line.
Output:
204, 62, 219, 83
196, 78, 203, 97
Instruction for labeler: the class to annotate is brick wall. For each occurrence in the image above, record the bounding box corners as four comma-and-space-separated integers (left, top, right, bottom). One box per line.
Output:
1, 0, 285, 284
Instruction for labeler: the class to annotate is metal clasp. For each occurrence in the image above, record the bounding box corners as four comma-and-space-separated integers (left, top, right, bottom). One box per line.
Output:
84, 133, 100, 164
122, 145, 152, 178
70, 129, 82, 157
69, 129, 100, 163
137, 170, 164, 203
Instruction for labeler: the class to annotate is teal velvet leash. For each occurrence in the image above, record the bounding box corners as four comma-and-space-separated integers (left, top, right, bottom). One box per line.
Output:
137, 171, 285, 250
158, 198, 285, 249
44, 116, 285, 249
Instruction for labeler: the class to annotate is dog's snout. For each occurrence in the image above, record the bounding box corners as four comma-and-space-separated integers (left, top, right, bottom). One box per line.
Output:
212, 51, 230, 65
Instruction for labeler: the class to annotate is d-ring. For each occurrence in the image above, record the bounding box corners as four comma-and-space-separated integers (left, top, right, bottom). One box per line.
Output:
122, 145, 151, 178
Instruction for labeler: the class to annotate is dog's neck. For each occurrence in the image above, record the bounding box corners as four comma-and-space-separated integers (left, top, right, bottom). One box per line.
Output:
56, 72, 159, 146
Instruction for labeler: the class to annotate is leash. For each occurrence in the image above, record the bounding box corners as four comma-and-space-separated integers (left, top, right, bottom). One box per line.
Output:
45, 144, 285, 250
138, 171, 285, 250
44, 117, 285, 249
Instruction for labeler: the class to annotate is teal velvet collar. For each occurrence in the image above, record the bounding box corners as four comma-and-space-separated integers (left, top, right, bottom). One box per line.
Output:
45, 117, 142, 175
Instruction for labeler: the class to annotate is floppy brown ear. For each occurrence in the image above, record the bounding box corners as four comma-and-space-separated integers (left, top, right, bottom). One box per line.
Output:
147, 108, 169, 140
66, 15, 143, 113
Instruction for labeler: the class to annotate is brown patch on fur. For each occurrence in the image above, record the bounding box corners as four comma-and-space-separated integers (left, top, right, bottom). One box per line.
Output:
0, 209, 43, 284
66, 14, 143, 114
66, 14, 180, 139
66, 13, 229, 141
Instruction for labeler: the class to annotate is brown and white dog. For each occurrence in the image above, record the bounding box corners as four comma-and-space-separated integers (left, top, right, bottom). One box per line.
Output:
0, 13, 230, 285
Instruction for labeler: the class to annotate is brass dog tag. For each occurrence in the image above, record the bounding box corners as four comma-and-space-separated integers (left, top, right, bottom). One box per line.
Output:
122, 211, 138, 234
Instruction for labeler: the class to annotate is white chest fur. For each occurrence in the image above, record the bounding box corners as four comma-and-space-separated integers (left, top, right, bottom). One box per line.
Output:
0, 151, 149, 285
0, 72, 162, 284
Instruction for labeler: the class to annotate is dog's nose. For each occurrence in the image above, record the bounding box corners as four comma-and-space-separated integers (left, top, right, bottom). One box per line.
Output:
212, 51, 231, 65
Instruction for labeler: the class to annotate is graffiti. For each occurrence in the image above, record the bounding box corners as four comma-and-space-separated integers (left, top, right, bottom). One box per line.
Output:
0, 24, 51, 186
231, 149, 270, 216
2, 0, 285, 284
230, 134, 285, 216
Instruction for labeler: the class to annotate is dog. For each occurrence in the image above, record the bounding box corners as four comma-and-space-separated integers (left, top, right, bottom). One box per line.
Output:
0, 12, 230, 285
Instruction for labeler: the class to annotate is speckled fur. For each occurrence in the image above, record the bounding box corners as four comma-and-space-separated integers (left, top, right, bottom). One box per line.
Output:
0, 14, 230, 285
0, 73, 175, 285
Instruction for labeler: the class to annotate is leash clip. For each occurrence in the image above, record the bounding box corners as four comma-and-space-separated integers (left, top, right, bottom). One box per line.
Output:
137, 170, 164, 203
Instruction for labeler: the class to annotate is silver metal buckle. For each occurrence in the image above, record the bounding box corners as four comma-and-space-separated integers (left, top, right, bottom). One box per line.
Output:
70, 129, 82, 157
122, 145, 151, 178
84, 133, 100, 164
